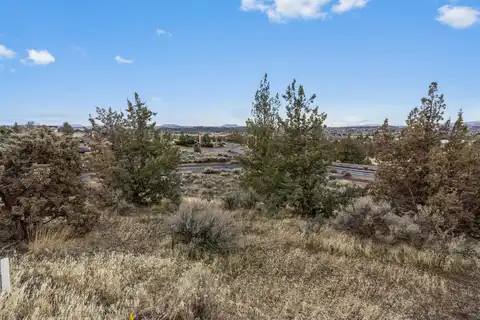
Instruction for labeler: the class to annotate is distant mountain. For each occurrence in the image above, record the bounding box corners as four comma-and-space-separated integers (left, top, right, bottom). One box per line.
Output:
159, 124, 183, 128
466, 121, 480, 126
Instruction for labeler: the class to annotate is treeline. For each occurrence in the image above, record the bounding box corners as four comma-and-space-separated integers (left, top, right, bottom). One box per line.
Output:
0, 75, 478, 247
238, 74, 479, 241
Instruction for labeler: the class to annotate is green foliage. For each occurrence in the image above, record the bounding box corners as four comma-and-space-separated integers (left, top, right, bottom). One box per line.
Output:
26, 121, 36, 130
0, 127, 98, 241
241, 74, 350, 217
334, 135, 368, 164
59, 121, 74, 134
193, 142, 202, 153
221, 189, 258, 211
176, 133, 198, 147
12, 122, 21, 133
89, 93, 181, 207
225, 132, 245, 144
201, 133, 214, 147
372, 82, 480, 237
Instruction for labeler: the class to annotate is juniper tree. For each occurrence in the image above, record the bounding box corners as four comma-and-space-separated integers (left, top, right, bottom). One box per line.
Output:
372, 82, 480, 237
12, 122, 20, 133
335, 134, 368, 164
89, 93, 181, 206
0, 127, 98, 240
60, 121, 74, 134
372, 82, 449, 210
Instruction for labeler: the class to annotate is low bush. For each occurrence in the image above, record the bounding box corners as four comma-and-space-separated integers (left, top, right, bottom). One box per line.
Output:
165, 200, 239, 255
202, 167, 221, 174
221, 190, 258, 211
330, 196, 475, 248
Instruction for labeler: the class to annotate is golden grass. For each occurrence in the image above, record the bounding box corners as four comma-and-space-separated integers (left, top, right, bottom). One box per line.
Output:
0, 198, 479, 319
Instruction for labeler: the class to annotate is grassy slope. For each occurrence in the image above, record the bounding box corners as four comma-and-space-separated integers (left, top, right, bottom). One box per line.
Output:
0, 172, 479, 319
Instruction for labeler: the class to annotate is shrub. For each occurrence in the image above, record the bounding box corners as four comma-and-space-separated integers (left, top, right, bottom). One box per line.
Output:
221, 190, 258, 211
203, 167, 221, 174
165, 201, 239, 255
0, 127, 98, 241
342, 171, 352, 177
193, 143, 202, 153
330, 196, 460, 246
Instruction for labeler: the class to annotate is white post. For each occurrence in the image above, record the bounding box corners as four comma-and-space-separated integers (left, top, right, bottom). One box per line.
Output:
0, 257, 11, 294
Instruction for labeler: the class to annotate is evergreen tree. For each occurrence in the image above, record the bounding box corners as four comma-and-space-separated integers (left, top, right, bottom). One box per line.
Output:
60, 121, 74, 134
335, 134, 367, 164
89, 93, 181, 206
0, 127, 98, 240
12, 122, 21, 133
240, 74, 281, 206
373, 83, 480, 237
372, 82, 448, 210
242, 75, 351, 217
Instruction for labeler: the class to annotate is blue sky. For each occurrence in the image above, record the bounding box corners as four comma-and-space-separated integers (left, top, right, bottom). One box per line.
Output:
0, 0, 479, 126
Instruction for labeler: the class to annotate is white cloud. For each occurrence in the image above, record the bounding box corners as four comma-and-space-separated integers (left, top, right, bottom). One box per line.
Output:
0, 44, 16, 59
156, 28, 173, 37
241, 0, 332, 22
331, 0, 369, 13
24, 49, 55, 65
115, 55, 133, 64
436, 5, 480, 29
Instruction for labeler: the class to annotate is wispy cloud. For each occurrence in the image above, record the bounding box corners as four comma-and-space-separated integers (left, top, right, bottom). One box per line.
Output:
331, 0, 369, 14
156, 28, 173, 37
22, 49, 56, 65
240, 0, 331, 23
115, 55, 133, 64
0, 44, 16, 59
436, 5, 480, 29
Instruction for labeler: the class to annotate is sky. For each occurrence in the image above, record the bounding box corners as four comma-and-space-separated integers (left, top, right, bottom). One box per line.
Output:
0, 0, 479, 127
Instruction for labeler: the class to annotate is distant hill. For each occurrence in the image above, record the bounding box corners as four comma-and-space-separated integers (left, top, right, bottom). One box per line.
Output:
159, 124, 183, 129
466, 121, 480, 127
221, 124, 240, 128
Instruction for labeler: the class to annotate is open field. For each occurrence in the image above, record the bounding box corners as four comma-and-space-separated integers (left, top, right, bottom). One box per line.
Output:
1, 173, 479, 319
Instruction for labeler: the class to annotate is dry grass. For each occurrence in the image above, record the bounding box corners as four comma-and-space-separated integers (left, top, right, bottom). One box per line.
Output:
180, 171, 240, 199
0, 196, 479, 319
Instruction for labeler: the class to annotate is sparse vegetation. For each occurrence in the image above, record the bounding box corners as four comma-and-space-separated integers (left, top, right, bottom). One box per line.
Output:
0, 80, 479, 319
